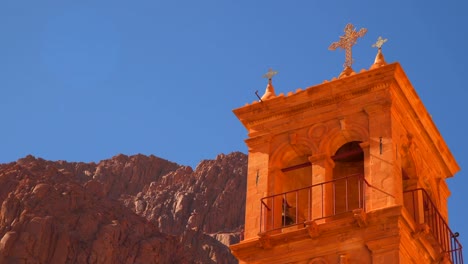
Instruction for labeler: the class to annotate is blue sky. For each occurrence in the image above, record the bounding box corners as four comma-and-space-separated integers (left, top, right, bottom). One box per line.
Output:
1, 0, 467, 250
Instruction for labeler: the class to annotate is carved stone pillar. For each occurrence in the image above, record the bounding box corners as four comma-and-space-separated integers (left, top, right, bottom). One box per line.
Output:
359, 141, 370, 212
244, 136, 271, 239
364, 103, 398, 211
309, 154, 335, 221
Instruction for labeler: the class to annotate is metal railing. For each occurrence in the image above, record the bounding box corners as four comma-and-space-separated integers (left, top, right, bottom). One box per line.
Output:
404, 189, 463, 264
260, 173, 364, 233
258, 177, 463, 263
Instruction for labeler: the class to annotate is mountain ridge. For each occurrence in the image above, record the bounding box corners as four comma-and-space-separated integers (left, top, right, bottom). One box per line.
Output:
0, 152, 247, 264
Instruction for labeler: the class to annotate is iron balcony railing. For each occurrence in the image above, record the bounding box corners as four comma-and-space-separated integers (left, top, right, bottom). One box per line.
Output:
404, 188, 463, 264
259, 177, 463, 264
260, 173, 365, 233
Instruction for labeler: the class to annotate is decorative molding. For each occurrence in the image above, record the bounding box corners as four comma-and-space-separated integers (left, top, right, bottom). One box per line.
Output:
308, 153, 328, 163
246, 82, 391, 127
309, 154, 335, 168
308, 123, 328, 139
289, 133, 298, 145
257, 233, 272, 249
305, 220, 320, 238
412, 223, 430, 240
363, 101, 392, 116
353, 209, 368, 227
318, 121, 370, 156
366, 235, 401, 253
339, 118, 347, 131
245, 135, 272, 151
269, 138, 318, 168
359, 141, 370, 149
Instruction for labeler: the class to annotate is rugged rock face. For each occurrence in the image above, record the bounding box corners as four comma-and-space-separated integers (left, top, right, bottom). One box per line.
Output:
0, 152, 247, 264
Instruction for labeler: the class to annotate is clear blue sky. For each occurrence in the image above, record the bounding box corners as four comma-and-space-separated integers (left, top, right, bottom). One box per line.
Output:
1, 0, 467, 249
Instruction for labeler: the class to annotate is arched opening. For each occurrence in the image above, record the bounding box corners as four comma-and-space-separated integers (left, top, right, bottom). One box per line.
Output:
331, 141, 364, 215
280, 152, 312, 193
271, 144, 312, 228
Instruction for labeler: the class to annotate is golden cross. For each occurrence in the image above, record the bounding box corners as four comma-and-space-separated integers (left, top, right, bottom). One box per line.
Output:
372, 36, 388, 49
329, 23, 368, 68
262, 68, 278, 84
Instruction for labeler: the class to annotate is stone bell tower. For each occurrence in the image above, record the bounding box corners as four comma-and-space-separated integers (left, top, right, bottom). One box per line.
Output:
230, 24, 462, 264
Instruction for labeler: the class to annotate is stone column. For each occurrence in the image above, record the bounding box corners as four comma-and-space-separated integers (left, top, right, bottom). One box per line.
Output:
309, 154, 335, 221
359, 141, 370, 212
244, 137, 270, 239
364, 103, 399, 211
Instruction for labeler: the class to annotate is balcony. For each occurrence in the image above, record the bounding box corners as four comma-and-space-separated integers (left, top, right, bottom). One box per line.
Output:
404, 189, 463, 264
260, 173, 365, 232
259, 176, 463, 264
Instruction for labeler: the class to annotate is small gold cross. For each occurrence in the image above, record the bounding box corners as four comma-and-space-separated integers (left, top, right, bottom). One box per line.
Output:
262, 68, 278, 84
372, 36, 388, 49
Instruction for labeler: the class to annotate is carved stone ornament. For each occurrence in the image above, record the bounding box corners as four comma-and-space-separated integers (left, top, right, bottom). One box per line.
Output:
258, 233, 272, 249
305, 220, 320, 238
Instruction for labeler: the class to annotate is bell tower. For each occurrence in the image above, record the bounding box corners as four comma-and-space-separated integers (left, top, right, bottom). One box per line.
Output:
230, 24, 462, 264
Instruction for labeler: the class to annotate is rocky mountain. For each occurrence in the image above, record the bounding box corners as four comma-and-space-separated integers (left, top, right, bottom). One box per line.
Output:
0, 152, 247, 264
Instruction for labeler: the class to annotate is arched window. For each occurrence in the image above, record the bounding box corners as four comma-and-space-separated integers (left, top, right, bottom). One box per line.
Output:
265, 144, 313, 229
331, 141, 364, 214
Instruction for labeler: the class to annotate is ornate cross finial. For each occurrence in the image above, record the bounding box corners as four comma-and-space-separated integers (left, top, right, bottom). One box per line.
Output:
262, 68, 278, 84
372, 36, 388, 49
329, 23, 368, 68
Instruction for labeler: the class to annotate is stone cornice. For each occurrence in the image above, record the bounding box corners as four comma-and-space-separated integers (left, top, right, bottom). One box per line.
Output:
233, 65, 399, 130
244, 135, 272, 151
237, 81, 391, 129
